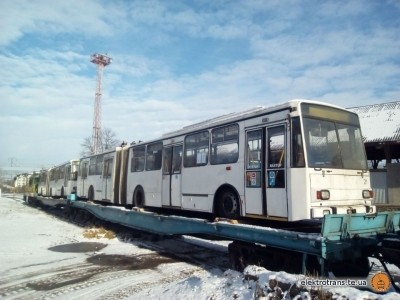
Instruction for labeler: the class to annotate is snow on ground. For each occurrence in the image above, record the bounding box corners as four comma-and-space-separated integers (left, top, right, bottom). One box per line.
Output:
0, 194, 399, 299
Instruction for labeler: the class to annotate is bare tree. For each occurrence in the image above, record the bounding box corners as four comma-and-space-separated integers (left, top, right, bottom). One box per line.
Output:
102, 127, 120, 151
80, 136, 94, 157
80, 127, 121, 157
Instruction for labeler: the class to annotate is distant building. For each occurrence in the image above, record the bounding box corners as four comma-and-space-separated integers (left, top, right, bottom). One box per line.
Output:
349, 101, 400, 206
14, 172, 39, 193
14, 173, 30, 188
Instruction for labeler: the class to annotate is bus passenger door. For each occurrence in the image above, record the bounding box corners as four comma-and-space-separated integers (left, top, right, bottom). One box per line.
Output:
80, 162, 88, 197
162, 145, 183, 207
245, 129, 265, 215
265, 125, 288, 219
103, 158, 113, 201
65, 165, 70, 189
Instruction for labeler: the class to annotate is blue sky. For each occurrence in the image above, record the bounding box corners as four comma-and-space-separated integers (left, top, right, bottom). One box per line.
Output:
0, 0, 399, 172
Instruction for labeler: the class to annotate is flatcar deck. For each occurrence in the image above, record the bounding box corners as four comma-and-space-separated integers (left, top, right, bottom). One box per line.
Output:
25, 194, 400, 287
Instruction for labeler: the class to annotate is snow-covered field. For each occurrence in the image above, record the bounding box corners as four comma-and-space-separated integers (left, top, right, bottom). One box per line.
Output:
0, 194, 399, 299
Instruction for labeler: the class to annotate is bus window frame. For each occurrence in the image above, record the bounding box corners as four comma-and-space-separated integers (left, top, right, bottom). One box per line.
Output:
145, 142, 163, 171
184, 130, 210, 168
131, 145, 146, 172
210, 123, 239, 165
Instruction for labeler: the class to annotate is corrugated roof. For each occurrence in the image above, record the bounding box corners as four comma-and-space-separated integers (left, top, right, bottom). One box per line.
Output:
348, 101, 400, 143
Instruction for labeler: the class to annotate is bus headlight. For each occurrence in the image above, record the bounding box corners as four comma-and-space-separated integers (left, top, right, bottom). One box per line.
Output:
317, 190, 330, 200
362, 190, 373, 199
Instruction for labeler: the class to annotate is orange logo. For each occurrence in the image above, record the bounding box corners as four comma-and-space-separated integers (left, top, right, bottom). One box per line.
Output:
370, 272, 391, 293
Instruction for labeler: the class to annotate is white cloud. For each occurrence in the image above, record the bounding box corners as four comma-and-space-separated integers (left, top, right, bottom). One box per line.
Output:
0, 0, 399, 169
0, 0, 117, 47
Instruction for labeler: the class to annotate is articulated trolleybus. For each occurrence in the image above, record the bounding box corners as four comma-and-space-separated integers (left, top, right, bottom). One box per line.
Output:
77, 100, 374, 222
39, 160, 80, 198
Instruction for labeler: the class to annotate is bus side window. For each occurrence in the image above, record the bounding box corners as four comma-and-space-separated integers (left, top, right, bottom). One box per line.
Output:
131, 145, 146, 172
103, 160, 108, 177
66, 166, 71, 181
146, 142, 162, 171
89, 157, 96, 175
267, 126, 285, 188
184, 131, 209, 167
291, 117, 305, 167
81, 162, 88, 179
163, 147, 172, 175
172, 146, 182, 174
95, 155, 103, 175
246, 130, 262, 170
211, 124, 239, 165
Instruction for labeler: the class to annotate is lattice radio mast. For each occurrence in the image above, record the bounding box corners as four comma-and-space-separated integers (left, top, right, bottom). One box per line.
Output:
90, 53, 112, 155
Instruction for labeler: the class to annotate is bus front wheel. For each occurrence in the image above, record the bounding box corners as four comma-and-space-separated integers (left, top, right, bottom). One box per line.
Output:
216, 188, 240, 219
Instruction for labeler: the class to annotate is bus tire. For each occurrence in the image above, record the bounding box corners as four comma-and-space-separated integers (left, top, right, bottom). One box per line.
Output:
88, 186, 95, 201
216, 188, 240, 219
133, 186, 145, 208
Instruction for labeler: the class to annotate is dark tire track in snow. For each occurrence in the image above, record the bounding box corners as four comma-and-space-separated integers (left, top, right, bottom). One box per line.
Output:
0, 202, 231, 299
0, 260, 201, 299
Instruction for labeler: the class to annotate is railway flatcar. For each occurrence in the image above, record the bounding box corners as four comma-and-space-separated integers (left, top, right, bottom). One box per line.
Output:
75, 99, 375, 222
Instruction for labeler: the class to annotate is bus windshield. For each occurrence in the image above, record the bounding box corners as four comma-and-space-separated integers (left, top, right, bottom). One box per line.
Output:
301, 104, 367, 170
303, 119, 367, 169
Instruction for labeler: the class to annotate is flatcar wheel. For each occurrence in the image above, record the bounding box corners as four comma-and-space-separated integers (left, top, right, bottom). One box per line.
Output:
228, 242, 246, 272
217, 189, 239, 219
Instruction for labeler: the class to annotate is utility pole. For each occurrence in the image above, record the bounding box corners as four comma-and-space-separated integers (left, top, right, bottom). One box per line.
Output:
8, 157, 17, 167
90, 53, 112, 155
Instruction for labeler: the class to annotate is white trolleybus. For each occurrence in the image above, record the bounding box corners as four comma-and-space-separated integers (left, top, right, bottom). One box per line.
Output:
77, 100, 375, 222
38, 169, 49, 196
77, 149, 125, 203
44, 160, 80, 198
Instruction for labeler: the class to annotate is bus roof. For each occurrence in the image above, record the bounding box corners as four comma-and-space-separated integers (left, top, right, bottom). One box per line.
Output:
161, 99, 343, 139
127, 99, 349, 147
47, 159, 80, 171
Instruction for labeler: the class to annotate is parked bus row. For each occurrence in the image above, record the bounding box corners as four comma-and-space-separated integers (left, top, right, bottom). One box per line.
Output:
36, 99, 375, 221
